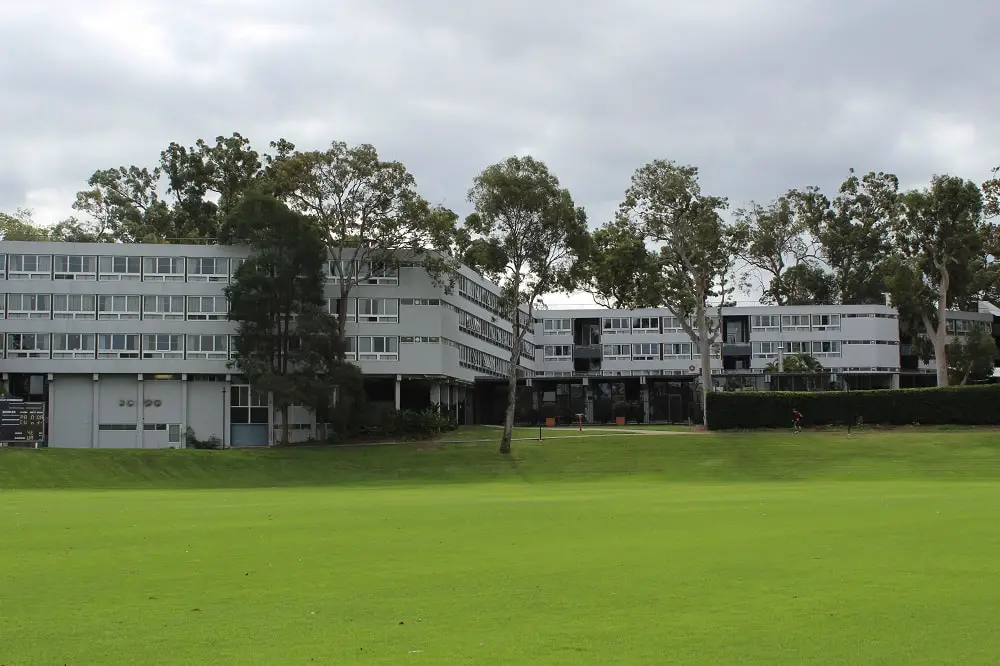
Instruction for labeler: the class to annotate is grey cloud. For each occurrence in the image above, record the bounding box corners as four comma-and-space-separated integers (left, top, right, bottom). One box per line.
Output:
0, 0, 997, 230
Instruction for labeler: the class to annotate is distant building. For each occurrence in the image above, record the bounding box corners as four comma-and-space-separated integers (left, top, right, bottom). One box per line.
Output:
0, 240, 996, 447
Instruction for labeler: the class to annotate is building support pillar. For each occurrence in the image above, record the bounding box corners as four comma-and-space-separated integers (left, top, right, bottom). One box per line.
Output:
394, 375, 402, 411
222, 375, 231, 449
136, 374, 144, 449
267, 390, 275, 447
430, 382, 441, 410
92, 374, 100, 448
46, 374, 54, 447
891, 373, 901, 390
180, 374, 188, 449
641, 377, 651, 424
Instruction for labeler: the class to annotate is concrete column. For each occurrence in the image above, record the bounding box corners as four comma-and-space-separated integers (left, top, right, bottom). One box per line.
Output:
46, 374, 54, 447
891, 373, 901, 389
180, 374, 188, 449
136, 374, 144, 449
267, 390, 275, 446
641, 383, 651, 424
222, 377, 231, 449
430, 382, 441, 409
394, 375, 402, 410
92, 374, 99, 448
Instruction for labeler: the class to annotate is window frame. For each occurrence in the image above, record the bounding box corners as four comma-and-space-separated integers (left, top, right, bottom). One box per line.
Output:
357, 297, 399, 324
6, 333, 50, 358
186, 295, 228, 321
142, 256, 186, 281
53, 293, 97, 319
142, 334, 184, 359
187, 257, 230, 282
142, 295, 186, 320
185, 334, 229, 360
97, 294, 141, 320
52, 333, 97, 359
97, 333, 140, 359
632, 317, 660, 334
6, 293, 51, 319
53, 255, 97, 280
358, 335, 399, 361
631, 342, 660, 361
98, 255, 141, 281
7, 254, 52, 280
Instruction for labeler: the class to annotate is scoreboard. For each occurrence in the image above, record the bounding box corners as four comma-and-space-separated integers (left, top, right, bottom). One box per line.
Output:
0, 399, 45, 444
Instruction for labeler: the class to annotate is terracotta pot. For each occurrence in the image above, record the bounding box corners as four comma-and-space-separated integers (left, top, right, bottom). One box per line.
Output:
615, 416, 626, 426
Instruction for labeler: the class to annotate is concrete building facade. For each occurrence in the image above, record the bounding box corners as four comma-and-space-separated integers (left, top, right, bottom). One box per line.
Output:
0, 240, 995, 446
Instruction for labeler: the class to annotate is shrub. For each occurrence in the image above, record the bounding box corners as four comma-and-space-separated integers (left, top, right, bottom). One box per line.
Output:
706, 384, 1000, 430
185, 428, 221, 450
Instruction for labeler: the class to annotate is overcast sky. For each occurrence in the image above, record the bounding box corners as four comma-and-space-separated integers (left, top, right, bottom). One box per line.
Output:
2, 0, 998, 304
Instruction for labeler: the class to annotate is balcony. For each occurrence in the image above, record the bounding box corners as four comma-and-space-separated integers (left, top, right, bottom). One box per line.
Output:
722, 342, 751, 356
573, 344, 603, 361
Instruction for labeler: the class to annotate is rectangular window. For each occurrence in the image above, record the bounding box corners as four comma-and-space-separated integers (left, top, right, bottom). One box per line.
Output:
752, 315, 780, 330
358, 261, 399, 285
602, 317, 630, 333
543, 318, 572, 335
663, 343, 692, 358
602, 344, 631, 360
325, 260, 356, 283
7, 254, 52, 280
812, 341, 841, 356
753, 341, 780, 358
327, 298, 358, 322
168, 424, 181, 444
187, 296, 228, 321
53, 333, 96, 359
53, 294, 96, 319
784, 341, 808, 354
53, 255, 97, 280
342, 336, 357, 361
632, 317, 659, 333
143, 256, 186, 281
357, 298, 399, 323
186, 335, 228, 360
98, 424, 137, 431
230, 385, 269, 424
662, 316, 683, 332
187, 257, 230, 282
97, 333, 140, 359
543, 345, 572, 360
6, 333, 50, 359
143, 295, 185, 320
781, 314, 811, 331
98, 255, 141, 280
811, 314, 841, 331
631, 343, 660, 361
98, 295, 140, 320
142, 334, 183, 359
6, 293, 51, 319
358, 336, 399, 361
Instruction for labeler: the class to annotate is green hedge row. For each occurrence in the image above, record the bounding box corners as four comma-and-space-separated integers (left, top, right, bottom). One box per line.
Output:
706, 384, 1000, 430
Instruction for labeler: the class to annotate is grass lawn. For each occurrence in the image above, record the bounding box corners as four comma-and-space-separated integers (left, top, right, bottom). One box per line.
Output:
4, 428, 1000, 664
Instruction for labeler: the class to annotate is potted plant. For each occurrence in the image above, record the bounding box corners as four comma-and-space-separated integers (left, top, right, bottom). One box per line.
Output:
613, 401, 628, 426
542, 403, 559, 428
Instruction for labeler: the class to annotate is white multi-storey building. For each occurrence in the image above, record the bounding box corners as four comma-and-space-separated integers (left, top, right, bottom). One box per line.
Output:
0, 240, 996, 446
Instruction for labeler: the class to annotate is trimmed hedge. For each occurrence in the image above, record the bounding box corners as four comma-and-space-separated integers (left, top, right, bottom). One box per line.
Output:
706, 384, 1000, 430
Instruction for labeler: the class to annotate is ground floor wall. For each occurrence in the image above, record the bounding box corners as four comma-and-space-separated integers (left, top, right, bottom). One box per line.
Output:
37, 373, 473, 449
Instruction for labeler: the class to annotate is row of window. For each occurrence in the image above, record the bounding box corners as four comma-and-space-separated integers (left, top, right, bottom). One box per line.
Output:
541, 312, 903, 336
0, 254, 400, 285
752, 341, 848, 358
0, 294, 402, 323
1, 333, 402, 362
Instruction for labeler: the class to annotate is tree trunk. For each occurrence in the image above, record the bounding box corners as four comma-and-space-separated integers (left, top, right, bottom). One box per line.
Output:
697, 306, 712, 427
336, 284, 349, 360
500, 310, 520, 455
934, 267, 951, 387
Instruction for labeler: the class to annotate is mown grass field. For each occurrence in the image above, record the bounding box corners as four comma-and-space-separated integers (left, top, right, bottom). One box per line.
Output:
3, 427, 1000, 664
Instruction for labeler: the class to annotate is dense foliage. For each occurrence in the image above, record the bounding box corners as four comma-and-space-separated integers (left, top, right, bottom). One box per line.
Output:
705, 384, 1000, 430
